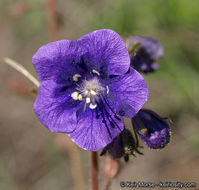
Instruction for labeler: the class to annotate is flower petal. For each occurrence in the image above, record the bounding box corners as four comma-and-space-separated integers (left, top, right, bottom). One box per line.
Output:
34, 80, 78, 133
78, 29, 130, 76
108, 67, 149, 118
140, 128, 170, 149
32, 40, 81, 82
68, 106, 124, 151
132, 109, 170, 149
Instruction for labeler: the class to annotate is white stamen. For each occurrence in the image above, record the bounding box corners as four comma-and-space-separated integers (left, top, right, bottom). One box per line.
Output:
86, 97, 91, 104
92, 69, 100, 76
84, 90, 89, 95
73, 74, 81, 82
71, 92, 79, 100
78, 94, 82, 101
106, 86, 109, 94
90, 90, 97, 95
89, 103, 97, 109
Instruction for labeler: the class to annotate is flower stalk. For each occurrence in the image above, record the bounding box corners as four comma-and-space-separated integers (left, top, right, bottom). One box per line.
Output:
3, 57, 40, 87
91, 151, 98, 190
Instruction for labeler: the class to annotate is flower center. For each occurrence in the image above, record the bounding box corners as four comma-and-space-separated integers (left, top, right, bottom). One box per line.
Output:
71, 74, 108, 110
82, 77, 104, 95
70, 72, 122, 137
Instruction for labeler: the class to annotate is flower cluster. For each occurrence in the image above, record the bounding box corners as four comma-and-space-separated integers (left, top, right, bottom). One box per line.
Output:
101, 109, 170, 161
32, 29, 170, 157
100, 35, 170, 161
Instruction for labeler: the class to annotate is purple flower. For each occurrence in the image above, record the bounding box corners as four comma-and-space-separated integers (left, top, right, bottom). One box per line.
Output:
32, 29, 149, 151
132, 109, 170, 149
128, 36, 163, 73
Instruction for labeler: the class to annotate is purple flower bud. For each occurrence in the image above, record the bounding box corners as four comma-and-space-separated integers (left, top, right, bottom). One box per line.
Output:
132, 109, 170, 149
128, 36, 163, 73
100, 129, 143, 160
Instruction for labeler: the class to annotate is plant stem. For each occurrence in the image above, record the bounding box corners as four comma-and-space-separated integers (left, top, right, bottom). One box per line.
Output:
3, 57, 40, 88
91, 151, 98, 190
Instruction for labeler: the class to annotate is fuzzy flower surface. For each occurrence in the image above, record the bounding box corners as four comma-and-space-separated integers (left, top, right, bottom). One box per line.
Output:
129, 36, 163, 73
132, 109, 170, 149
100, 129, 143, 161
32, 29, 149, 151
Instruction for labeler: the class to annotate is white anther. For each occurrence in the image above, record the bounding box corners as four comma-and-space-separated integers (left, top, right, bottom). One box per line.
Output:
84, 90, 89, 95
90, 90, 97, 96
106, 86, 109, 94
92, 69, 100, 76
71, 92, 79, 100
78, 94, 82, 101
73, 74, 81, 82
86, 97, 91, 104
89, 103, 97, 109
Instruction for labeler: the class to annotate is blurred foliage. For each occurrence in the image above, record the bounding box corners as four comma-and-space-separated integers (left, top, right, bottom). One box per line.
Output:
187, 128, 199, 151
0, 0, 46, 41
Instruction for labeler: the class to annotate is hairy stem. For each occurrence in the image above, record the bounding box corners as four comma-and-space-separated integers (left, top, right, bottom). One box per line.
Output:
3, 57, 40, 88
91, 151, 98, 190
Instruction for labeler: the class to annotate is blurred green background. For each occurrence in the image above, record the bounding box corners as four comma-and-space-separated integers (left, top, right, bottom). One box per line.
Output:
0, 0, 199, 190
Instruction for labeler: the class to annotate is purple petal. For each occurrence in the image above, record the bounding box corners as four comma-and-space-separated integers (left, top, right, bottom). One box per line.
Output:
68, 106, 124, 151
32, 40, 81, 82
108, 67, 149, 118
138, 128, 170, 149
151, 128, 169, 148
78, 29, 130, 76
34, 80, 78, 133
132, 109, 170, 149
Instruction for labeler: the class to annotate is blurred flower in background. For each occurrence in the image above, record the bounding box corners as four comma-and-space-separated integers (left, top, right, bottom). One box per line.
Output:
127, 36, 163, 73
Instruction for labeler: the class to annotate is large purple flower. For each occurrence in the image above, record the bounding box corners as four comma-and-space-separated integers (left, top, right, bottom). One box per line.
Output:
32, 29, 149, 151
